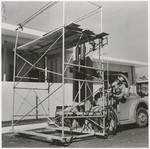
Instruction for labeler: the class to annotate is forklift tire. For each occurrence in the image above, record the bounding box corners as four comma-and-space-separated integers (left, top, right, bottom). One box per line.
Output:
136, 107, 148, 128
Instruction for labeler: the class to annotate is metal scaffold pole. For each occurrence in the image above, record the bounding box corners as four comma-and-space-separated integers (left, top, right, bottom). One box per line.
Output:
100, 7, 103, 33
12, 30, 19, 130
45, 56, 50, 117
100, 7, 105, 135
10, 1, 110, 144
62, 1, 65, 138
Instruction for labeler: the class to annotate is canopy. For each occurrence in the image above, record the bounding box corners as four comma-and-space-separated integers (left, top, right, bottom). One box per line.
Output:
17, 23, 109, 55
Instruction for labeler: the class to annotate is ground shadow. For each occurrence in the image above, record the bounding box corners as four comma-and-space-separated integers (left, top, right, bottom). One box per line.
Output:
116, 123, 139, 133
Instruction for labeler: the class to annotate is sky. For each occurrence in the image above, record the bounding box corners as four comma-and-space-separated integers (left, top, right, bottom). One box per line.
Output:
2, 1, 148, 76
101, 1, 148, 62
100, 1, 148, 76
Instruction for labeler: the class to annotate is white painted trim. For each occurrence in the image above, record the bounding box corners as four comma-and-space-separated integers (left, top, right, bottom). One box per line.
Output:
2, 23, 46, 37
93, 55, 148, 67
136, 80, 148, 83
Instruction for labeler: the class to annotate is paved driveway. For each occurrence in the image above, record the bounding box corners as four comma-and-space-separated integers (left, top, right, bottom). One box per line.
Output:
2, 124, 148, 148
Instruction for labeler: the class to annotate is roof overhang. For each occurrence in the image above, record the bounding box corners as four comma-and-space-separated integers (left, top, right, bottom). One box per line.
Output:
94, 55, 148, 68
2, 23, 47, 40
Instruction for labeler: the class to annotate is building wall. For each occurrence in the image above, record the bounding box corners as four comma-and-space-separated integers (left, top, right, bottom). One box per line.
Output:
107, 63, 135, 85
2, 81, 137, 122
2, 35, 34, 81
2, 82, 100, 121
92, 61, 135, 85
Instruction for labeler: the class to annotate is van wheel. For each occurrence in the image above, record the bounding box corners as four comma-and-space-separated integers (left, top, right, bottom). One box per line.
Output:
136, 107, 148, 127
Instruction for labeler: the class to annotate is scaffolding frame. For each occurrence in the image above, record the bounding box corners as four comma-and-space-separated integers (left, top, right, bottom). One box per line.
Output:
12, 1, 109, 145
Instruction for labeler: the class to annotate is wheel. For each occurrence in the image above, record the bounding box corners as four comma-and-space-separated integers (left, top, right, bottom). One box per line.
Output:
96, 133, 109, 139
52, 139, 62, 146
62, 139, 72, 147
105, 111, 118, 135
136, 107, 148, 127
52, 138, 72, 146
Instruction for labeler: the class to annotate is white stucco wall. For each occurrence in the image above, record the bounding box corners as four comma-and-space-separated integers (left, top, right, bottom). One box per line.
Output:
2, 82, 100, 121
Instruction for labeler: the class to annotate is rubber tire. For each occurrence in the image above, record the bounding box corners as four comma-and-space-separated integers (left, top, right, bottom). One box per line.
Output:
96, 111, 117, 139
136, 107, 148, 128
106, 111, 118, 135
